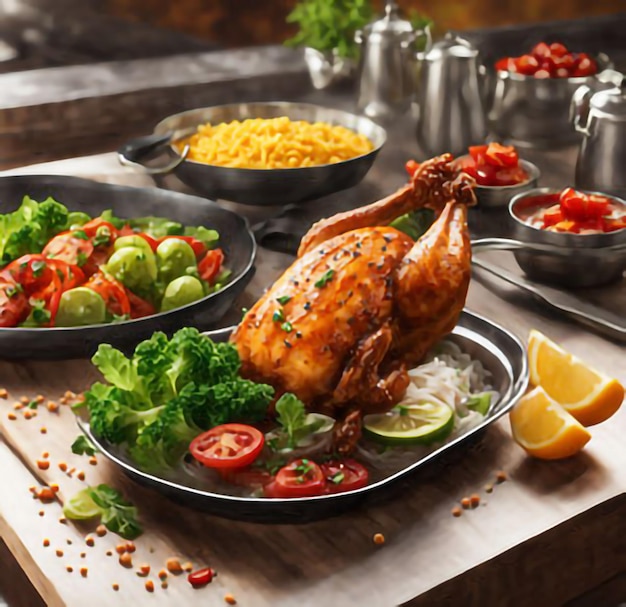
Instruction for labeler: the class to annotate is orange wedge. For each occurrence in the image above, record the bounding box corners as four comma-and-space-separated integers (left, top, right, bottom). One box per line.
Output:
509, 386, 591, 460
528, 329, 624, 426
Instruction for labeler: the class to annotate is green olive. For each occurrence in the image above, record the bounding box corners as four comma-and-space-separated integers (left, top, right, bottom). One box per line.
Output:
156, 238, 197, 285
55, 288, 106, 327
160, 276, 205, 312
114, 235, 153, 256
104, 246, 157, 291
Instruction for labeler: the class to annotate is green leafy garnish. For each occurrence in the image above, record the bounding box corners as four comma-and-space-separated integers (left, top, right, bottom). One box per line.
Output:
71, 435, 98, 456
330, 471, 345, 484
72, 229, 89, 241
285, 0, 373, 60
281, 321, 293, 333
272, 309, 285, 323
92, 227, 112, 247
85, 328, 274, 471
273, 393, 334, 450
390, 209, 435, 241
314, 269, 335, 288
276, 295, 291, 306
86, 484, 142, 539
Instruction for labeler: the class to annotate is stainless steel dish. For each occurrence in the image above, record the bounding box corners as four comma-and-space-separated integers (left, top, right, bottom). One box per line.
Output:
507, 187, 626, 287
77, 309, 528, 523
489, 54, 611, 148
0, 175, 256, 359
456, 156, 540, 209
118, 102, 387, 207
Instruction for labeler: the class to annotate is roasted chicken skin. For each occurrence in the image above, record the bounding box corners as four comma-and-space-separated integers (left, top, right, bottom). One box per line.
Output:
231, 154, 476, 418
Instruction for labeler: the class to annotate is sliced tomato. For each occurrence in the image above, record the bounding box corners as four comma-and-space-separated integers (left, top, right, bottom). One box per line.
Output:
158, 235, 206, 259
198, 249, 224, 284
485, 142, 518, 167
84, 271, 131, 317
47, 259, 85, 291
531, 42, 552, 60
542, 206, 564, 228
80, 218, 118, 239
468, 145, 488, 163
0, 275, 29, 327
42, 231, 94, 267
187, 568, 214, 588
118, 224, 136, 237
405, 159, 420, 177
549, 42, 568, 58
136, 233, 159, 252
125, 290, 156, 319
268, 458, 326, 498
189, 424, 265, 470
492, 166, 529, 186
6, 254, 54, 296
29, 270, 63, 326
218, 466, 274, 488
474, 164, 498, 186
321, 459, 369, 494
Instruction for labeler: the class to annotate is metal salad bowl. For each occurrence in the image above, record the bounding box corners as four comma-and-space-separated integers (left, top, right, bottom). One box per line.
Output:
455, 156, 541, 209
489, 54, 612, 148
0, 175, 255, 360
473, 187, 626, 288
118, 102, 387, 207
77, 310, 528, 524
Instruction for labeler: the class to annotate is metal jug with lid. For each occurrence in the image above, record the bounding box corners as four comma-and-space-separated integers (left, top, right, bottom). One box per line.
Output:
355, 1, 431, 122
415, 33, 487, 157
571, 70, 626, 198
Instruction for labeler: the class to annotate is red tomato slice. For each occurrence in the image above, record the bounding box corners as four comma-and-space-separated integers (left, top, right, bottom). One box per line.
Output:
158, 235, 206, 259
80, 218, 118, 239
468, 145, 488, 163
321, 459, 369, 494
0, 275, 29, 327
531, 42, 552, 60
7, 254, 54, 296
126, 290, 156, 319
516, 54, 539, 75
136, 233, 159, 252
47, 259, 85, 291
198, 249, 224, 284
474, 163, 498, 186
84, 271, 131, 317
189, 424, 265, 470
42, 231, 94, 267
218, 466, 274, 488
542, 206, 564, 228
492, 166, 529, 186
549, 42, 568, 57
485, 142, 519, 167
269, 459, 326, 498
405, 159, 420, 177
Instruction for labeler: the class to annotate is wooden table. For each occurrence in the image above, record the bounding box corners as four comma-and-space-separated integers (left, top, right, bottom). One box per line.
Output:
1, 129, 625, 607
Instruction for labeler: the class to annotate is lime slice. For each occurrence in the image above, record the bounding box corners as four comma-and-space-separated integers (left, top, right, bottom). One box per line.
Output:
363, 402, 455, 446
63, 488, 101, 520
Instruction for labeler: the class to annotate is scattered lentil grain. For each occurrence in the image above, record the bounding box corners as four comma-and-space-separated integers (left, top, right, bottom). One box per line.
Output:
80, 552, 86, 558
42, 451, 49, 459
20, 396, 29, 404
145, 580, 154, 593
106, 551, 112, 556
88, 457, 97, 466
182, 561, 193, 572
460, 497, 471, 509
66, 566, 73, 573
161, 581, 168, 589
372, 533, 385, 545
23, 410, 35, 419
56, 549, 64, 557
158, 569, 168, 580
77, 471, 85, 481
12, 402, 23, 410
40, 427, 47, 434
485, 484, 494, 494
80, 567, 88, 578
496, 470, 508, 484
43, 539, 50, 547
46, 401, 59, 413
470, 494, 481, 508
224, 593, 237, 605
96, 525, 107, 537
166, 557, 182, 574
112, 583, 119, 591
35, 395, 44, 404
85, 536, 95, 547
125, 541, 136, 553
6, 413, 16, 420
36, 460, 50, 470
0, 388, 7, 398
58, 462, 68, 472
115, 543, 126, 555
38, 510, 44, 517
66, 540, 72, 546
452, 506, 462, 517
50, 484, 59, 493
119, 553, 132, 568
59, 517, 67, 525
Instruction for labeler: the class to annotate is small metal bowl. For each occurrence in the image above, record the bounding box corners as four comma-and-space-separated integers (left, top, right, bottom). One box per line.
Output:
509, 187, 626, 288
119, 102, 387, 207
456, 156, 540, 209
489, 53, 611, 148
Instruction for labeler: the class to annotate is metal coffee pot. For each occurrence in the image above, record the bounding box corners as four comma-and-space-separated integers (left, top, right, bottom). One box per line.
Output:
414, 33, 488, 157
355, 1, 431, 122
571, 69, 626, 199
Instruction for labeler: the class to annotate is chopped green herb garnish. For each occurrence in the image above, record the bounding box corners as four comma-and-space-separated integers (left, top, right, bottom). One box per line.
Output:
72, 229, 89, 241
272, 309, 285, 323
31, 260, 46, 277
281, 321, 293, 333
276, 295, 292, 306
71, 435, 98, 456
330, 471, 345, 484
92, 227, 111, 247
28, 400, 39, 409
314, 269, 335, 288
55, 268, 65, 282
5, 284, 21, 298
76, 252, 88, 267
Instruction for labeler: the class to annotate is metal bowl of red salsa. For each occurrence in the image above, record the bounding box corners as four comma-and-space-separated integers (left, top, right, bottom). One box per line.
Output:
509, 187, 626, 287
455, 143, 540, 209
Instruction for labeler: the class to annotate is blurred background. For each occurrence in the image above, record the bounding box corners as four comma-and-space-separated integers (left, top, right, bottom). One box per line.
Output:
102, 0, 625, 47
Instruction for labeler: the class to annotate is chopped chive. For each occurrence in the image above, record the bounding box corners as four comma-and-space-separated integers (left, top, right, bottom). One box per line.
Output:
272, 309, 285, 323
314, 269, 335, 288
276, 295, 291, 306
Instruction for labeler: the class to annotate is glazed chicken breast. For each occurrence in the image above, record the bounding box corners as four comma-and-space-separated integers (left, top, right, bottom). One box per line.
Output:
231, 154, 476, 438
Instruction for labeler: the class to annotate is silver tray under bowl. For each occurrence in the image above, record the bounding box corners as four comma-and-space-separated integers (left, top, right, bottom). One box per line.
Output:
78, 309, 528, 524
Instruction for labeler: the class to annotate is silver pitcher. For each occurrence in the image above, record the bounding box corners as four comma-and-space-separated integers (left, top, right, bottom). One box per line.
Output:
571, 69, 626, 199
355, 1, 431, 122
414, 33, 487, 157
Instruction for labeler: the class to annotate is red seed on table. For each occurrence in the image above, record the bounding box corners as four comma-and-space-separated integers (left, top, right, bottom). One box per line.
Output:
56, 549, 64, 557
470, 494, 481, 508
85, 536, 95, 547
112, 583, 119, 591
80, 567, 88, 578
96, 525, 107, 537
43, 539, 50, 547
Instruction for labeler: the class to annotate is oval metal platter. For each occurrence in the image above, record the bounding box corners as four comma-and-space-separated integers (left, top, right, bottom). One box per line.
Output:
0, 175, 256, 359
79, 309, 528, 524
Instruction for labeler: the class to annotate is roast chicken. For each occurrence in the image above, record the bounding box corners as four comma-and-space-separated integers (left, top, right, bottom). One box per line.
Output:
231, 154, 476, 430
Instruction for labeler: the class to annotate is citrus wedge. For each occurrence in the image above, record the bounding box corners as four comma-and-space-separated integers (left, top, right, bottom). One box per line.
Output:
509, 386, 591, 460
528, 329, 624, 426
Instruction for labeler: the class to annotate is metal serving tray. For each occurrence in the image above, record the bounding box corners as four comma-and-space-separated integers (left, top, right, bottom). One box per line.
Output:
79, 309, 528, 524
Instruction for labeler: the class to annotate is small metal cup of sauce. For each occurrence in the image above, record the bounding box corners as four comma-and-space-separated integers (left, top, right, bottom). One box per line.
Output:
508, 187, 626, 288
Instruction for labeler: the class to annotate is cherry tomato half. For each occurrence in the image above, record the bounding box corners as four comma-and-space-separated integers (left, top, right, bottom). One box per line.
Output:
268, 458, 326, 498
84, 271, 131, 317
0, 274, 29, 327
187, 567, 214, 588
321, 459, 369, 494
7, 254, 53, 296
42, 231, 94, 267
190, 424, 265, 470
198, 249, 224, 284
47, 259, 85, 291
484, 142, 519, 168
126, 289, 156, 319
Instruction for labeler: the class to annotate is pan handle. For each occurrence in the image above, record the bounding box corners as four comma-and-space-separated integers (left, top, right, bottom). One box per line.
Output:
117, 132, 189, 175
